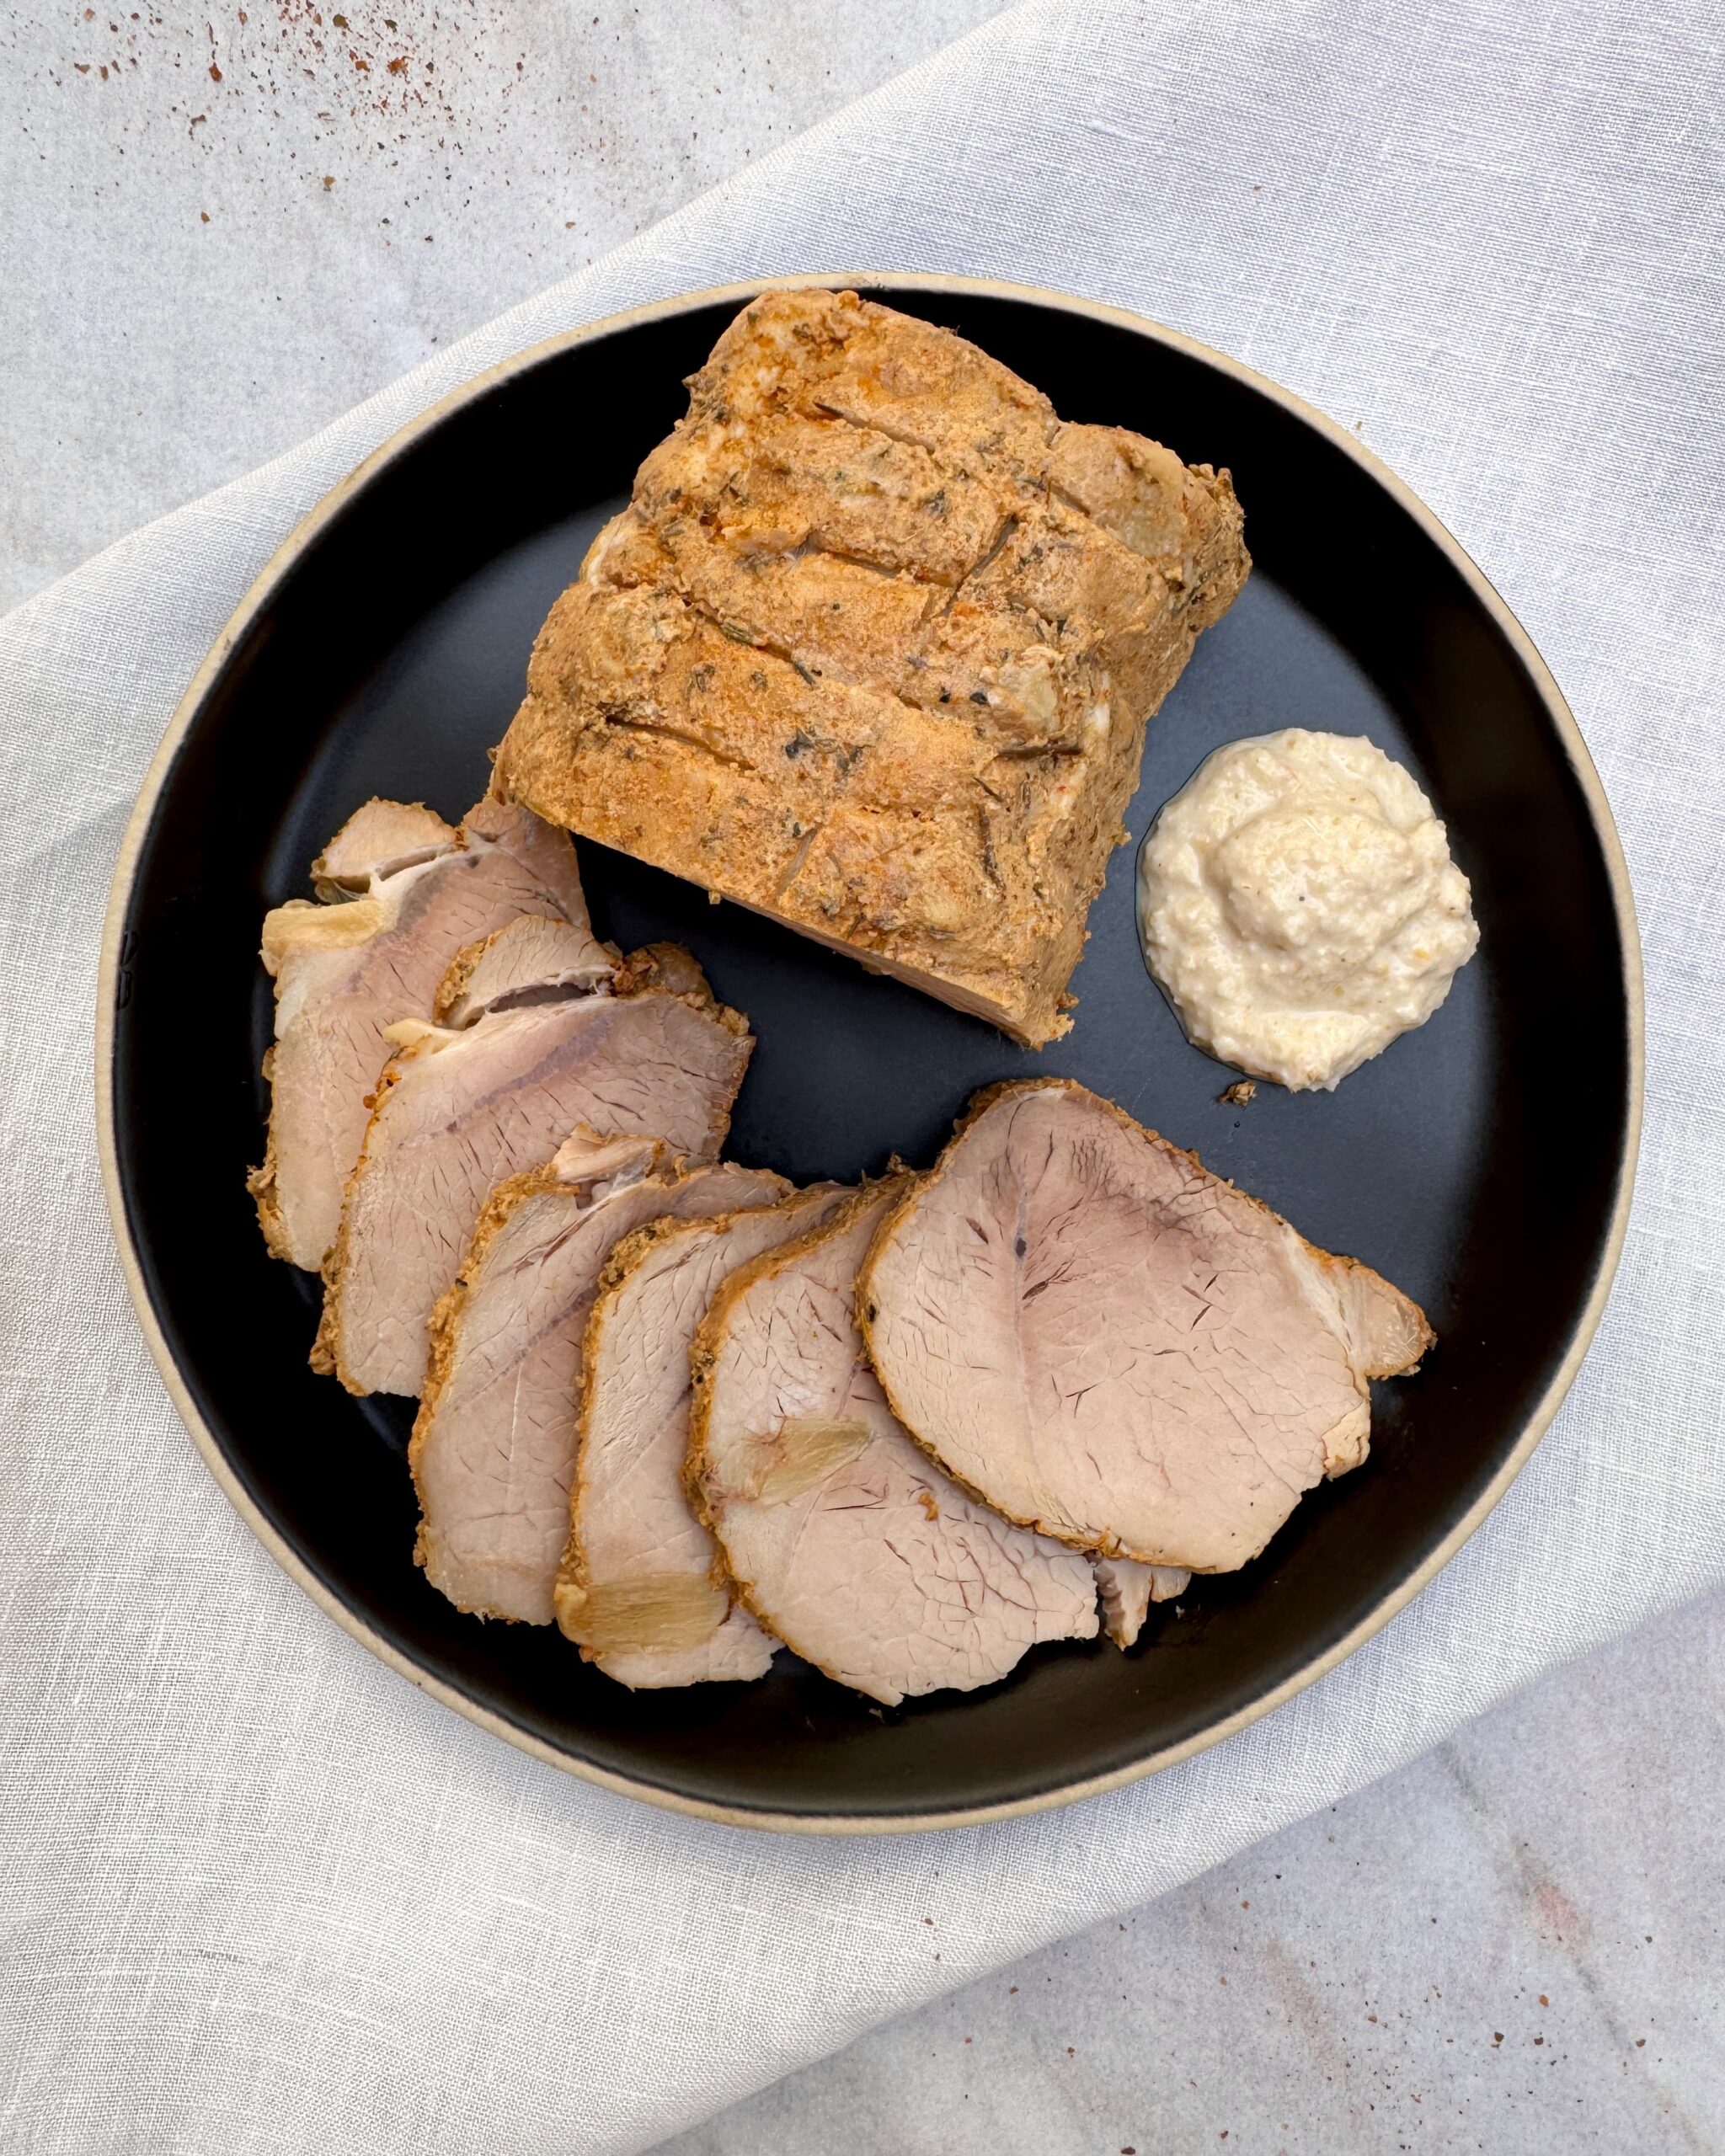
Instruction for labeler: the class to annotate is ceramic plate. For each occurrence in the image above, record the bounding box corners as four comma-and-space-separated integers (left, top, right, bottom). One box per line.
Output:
99, 275, 1640, 1830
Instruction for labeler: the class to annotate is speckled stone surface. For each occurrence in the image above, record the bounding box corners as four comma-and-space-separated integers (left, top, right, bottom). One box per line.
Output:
661, 1587, 1725, 2154
5, 7, 1720, 2149
0, 0, 1007, 612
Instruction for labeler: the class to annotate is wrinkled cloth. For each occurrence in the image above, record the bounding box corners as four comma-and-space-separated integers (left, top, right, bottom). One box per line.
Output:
2, 2, 1721, 2150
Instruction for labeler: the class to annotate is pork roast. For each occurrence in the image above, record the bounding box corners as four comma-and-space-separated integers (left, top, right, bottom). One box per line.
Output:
688, 1181, 1100, 1706
494, 287, 1249, 1047
249, 792, 611, 1269
410, 1134, 782, 1625
558, 1182, 846, 1688
314, 954, 753, 1398
858, 1081, 1433, 1572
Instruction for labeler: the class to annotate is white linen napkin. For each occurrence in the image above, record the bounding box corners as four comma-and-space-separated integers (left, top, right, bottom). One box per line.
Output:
3, 2, 1720, 2149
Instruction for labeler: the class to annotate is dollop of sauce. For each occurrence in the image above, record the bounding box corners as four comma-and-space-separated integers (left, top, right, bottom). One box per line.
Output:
1136, 729, 1478, 1091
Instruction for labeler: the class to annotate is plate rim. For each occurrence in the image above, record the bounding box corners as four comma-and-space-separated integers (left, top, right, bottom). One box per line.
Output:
94, 270, 1646, 1834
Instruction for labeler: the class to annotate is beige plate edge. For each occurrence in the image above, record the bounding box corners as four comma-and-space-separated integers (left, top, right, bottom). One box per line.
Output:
94, 270, 1647, 1836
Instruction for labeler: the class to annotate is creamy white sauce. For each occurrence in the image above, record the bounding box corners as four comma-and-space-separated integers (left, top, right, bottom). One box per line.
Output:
1136, 729, 1478, 1091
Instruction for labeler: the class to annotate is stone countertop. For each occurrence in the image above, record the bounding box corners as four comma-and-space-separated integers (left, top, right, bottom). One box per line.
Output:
664, 1586, 1725, 2154
8, 7, 1720, 2150
0, 0, 1006, 614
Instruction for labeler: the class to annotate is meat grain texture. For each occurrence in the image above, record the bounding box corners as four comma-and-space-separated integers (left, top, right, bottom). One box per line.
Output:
688, 1181, 1100, 1706
859, 1081, 1433, 1573
496, 287, 1249, 1045
411, 1134, 782, 1626
314, 947, 753, 1398
249, 792, 611, 1270
559, 1182, 846, 1686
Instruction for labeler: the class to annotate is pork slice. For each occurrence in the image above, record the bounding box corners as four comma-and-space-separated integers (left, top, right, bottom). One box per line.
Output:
689, 1182, 1099, 1706
560, 1182, 846, 1688
315, 964, 753, 1398
433, 911, 615, 1026
250, 791, 612, 1269
1092, 1556, 1189, 1649
312, 798, 456, 894
859, 1081, 1433, 1573
411, 1136, 782, 1625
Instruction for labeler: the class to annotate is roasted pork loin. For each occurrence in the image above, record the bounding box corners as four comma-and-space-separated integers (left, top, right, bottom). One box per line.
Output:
495, 288, 1248, 1045
250, 792, 611, 1269
315, 950, 752, 1397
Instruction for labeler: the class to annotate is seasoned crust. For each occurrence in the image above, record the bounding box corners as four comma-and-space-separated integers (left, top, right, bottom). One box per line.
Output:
494, 288, 1249, 1046
854, 1079, 1434, 1567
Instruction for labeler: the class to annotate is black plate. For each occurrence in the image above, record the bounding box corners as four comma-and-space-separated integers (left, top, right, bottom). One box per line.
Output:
99, 275, 1639, 1830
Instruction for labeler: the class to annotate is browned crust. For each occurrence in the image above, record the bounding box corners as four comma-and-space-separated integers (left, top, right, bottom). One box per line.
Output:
430, 930, 488, 1025
246, 1164, 287, 1257
494, 291, 1249, 1049
854, 1077, 1434, 1565
609, 942, 749, 1036
245, 1042, 291, 1259
683, 1177, 916, 1680
314, 948, 751, 1397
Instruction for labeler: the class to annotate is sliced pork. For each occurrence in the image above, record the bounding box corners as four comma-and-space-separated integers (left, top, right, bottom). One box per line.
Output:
859, 1081, 1433, 1573
433, 910, 616, 1026
688, 1182, 1099, 1706
1092, 1556, 1188, 1649
315, 960, 753, 1398
410, 1134, 781, 1625
559, 1182, 845, 1688
310, 798, 457, 894
250, 791, 612, 1269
